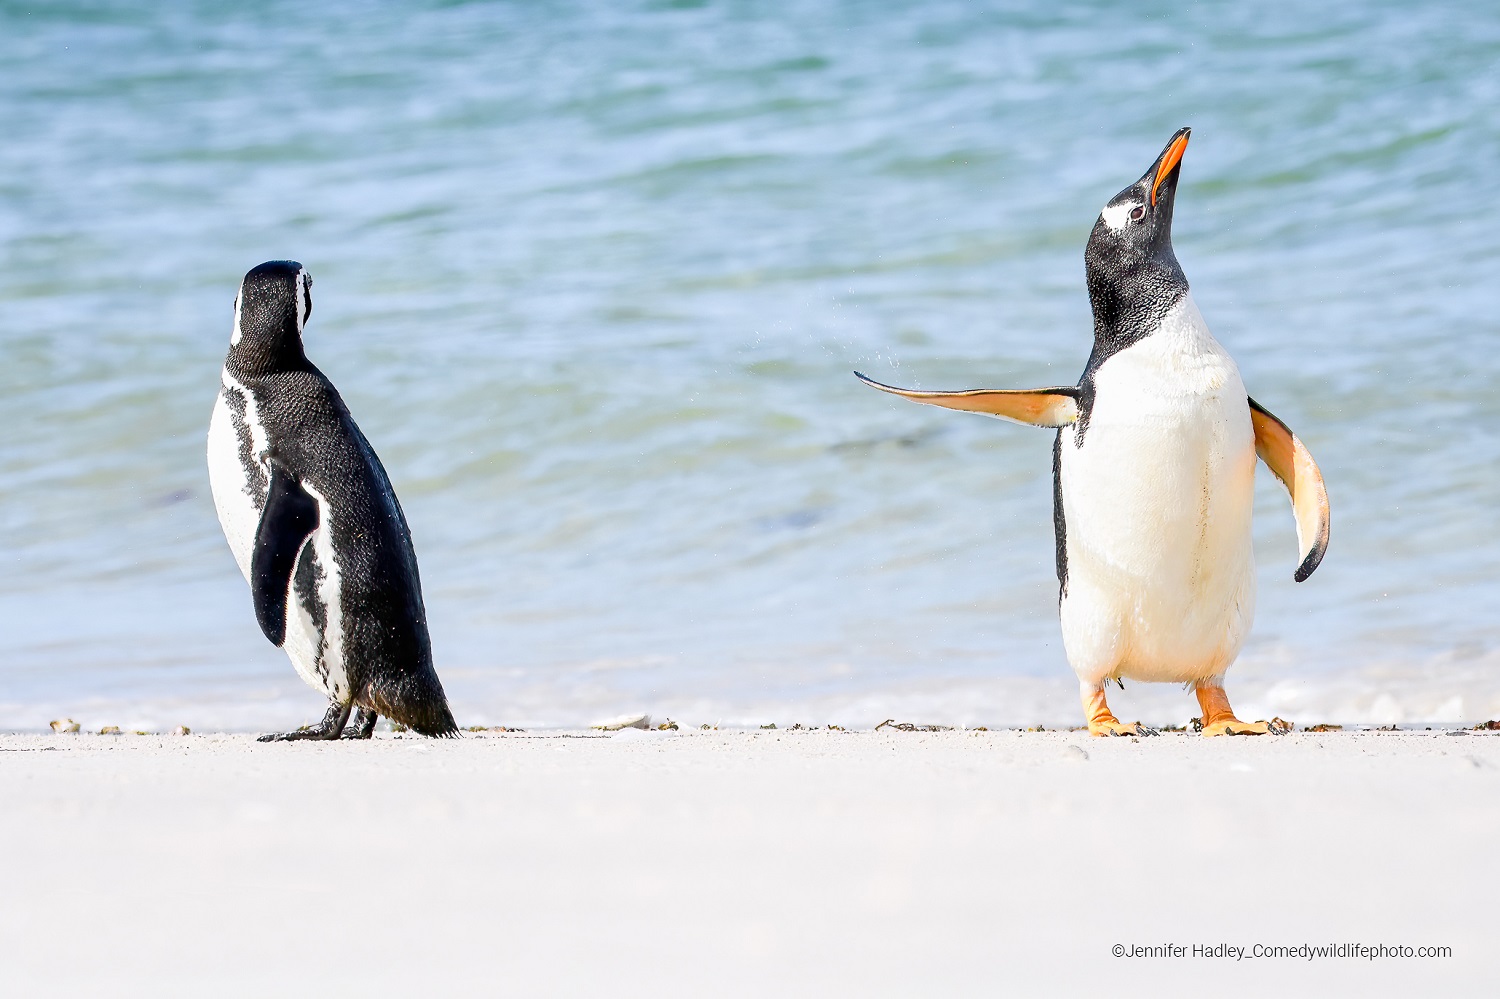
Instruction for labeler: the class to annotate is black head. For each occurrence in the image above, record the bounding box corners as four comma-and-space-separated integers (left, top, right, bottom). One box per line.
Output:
1083, 128, 1192, 345
226, 260, 313, 376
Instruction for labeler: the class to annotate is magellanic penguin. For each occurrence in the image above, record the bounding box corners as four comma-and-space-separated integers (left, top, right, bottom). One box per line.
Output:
207, 261, 458, 741
857, 128, 1330, 737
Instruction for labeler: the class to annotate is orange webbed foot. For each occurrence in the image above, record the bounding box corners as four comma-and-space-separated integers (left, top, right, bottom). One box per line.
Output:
1195, 686, 1290, 737
1200, 716, 1291, 737
1081, 684, 1158, 737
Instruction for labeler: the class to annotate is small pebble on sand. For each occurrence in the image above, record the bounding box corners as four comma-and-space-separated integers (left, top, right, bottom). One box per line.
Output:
590, 713, 651, 731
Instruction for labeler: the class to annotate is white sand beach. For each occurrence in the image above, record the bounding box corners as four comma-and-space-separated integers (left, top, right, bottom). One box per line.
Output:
1, 727, 1495, 995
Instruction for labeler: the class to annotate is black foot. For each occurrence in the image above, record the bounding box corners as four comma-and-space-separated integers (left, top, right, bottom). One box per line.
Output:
341, 707, 378, 740
257, 702, 353, 742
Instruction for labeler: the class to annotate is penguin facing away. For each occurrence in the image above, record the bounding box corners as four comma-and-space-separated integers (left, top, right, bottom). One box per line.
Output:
207, 261, 458, 741
857, 128, 1330, 737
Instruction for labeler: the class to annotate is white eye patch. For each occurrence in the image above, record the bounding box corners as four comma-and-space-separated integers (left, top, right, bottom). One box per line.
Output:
295, 269, 309, 331
1099, 201, 1138, 230
230, 291, 244, 346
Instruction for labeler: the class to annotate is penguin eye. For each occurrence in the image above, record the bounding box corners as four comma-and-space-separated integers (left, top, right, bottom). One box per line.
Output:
1128, 206, 1146, 223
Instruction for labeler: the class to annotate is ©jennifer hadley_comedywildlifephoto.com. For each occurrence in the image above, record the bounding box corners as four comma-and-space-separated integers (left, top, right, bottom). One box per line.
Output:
1112, 942, 1454, 961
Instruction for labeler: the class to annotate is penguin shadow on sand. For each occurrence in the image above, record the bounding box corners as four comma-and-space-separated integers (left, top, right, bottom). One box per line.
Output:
858, 127, 1330, 737
208, 261, 458, 741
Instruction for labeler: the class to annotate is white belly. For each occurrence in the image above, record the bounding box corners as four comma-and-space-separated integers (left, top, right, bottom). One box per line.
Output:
206, 372, 265, 581
1058, 295, 1256, 685
207, 370, 347, 701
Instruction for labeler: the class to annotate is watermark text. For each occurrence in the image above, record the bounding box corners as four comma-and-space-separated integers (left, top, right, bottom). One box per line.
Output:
1110, 942, 1451, 961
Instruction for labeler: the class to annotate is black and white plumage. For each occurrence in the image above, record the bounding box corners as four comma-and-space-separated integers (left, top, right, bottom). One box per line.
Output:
207, 260, 457, 740
858, 129, 1330, 737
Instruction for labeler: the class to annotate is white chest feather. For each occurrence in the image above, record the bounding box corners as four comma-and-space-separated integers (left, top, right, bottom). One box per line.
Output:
206, 370, 267, 582
1057, 294, 1257, 684
206, 370, 348, 701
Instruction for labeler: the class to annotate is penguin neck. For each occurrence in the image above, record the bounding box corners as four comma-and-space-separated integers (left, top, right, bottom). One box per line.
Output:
1085, 252, 1189, 361
225, 336, 311, 381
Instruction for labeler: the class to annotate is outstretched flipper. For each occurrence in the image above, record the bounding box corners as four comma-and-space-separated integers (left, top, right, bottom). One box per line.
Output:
251, 457, 321, 646
1249, 398, 1330, 582
854, 371, 1079, 428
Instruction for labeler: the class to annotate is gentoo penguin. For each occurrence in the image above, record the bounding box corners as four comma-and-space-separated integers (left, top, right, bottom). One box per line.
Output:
857, 128, 1330, 736
207, 261, 458, 741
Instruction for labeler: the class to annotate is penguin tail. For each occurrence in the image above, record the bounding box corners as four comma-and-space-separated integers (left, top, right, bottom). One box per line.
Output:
366, 671, 461, 738
403, 701, 460, 739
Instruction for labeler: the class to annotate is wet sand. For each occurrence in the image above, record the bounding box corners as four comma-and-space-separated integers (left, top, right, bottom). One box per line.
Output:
1, 728, 1495, 995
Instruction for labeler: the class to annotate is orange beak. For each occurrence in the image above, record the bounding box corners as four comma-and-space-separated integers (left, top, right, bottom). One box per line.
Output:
1151, 131, 1190, 206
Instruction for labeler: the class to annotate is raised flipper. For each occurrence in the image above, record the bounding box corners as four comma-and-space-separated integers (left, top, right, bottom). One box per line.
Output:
251, 457, 320, 646
854, 371, 1079, 428
1249, 398, 1330, 582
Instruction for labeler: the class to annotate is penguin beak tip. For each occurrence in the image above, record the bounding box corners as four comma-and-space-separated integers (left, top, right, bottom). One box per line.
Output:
1151, 129, 1191, 206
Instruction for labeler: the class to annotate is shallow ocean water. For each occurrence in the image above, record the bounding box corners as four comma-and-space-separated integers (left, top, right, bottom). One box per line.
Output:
2, 1, 1498, 730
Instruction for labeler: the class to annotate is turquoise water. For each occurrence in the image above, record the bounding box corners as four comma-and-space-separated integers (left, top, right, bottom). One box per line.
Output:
3, 1, 1498, 730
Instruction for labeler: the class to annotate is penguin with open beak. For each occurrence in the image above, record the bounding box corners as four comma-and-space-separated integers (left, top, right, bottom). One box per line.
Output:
857, 128, 1329, 736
